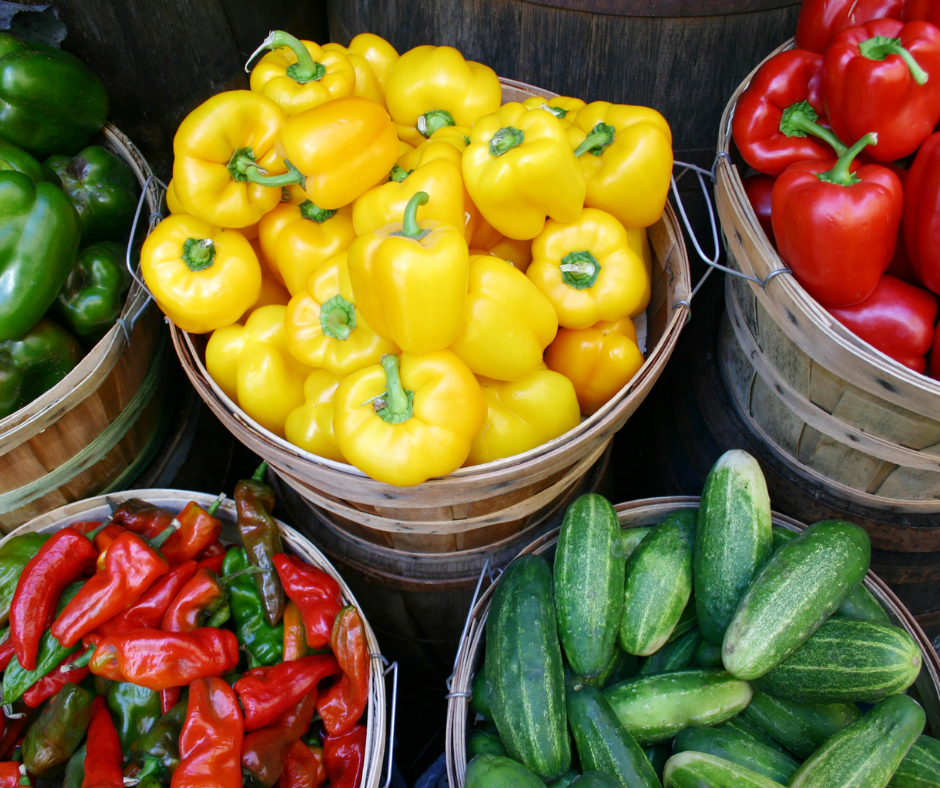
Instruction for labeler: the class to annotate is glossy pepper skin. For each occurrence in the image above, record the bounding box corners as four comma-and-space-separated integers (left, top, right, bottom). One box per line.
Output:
522, 95, 586, 126
463, 102, 586, 241
83, 696, 124, 788
772, 134, 903, 308
235, 654, 340, 730
174, 677, 244, 788
742, 174, 777, 249
323, 725, 367, 788
273, 553, 342, 649
321, 41, 389, 110
62, 743, 86, 788
905, 0, 940, 25
0, 138, 44, 183
279, 740, 326, 788
242, 692, 318, 788
110, 499, 175, 540
130, 699, 187, 782
903, 131, 940, 294
334, 352, 487, 486
22, 682, 93, 779
284, 370, 346, 462
0, 763, 25, 788
43, 146, 140, 246
161, 569, 230, 632
282, 601, 310, 661
323, 33, 398, 93
223, 547, 284, 666
22, 649, 91, 708
0, 170, 82, 341
824, 19, 940, 162
0, 534, 48, 629
160, 503, 223, 567
107, 681, 162, 756
0, 34, 108, 158
796, 0, 904, 52
317, 606, 370, 736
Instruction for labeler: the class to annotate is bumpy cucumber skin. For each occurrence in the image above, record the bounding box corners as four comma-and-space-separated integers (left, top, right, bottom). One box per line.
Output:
639, 628, 700, 676
695, 639, 724, 668
771, 525, 798, 551
695, 450, 773, 646
555, 495, 625, 678
568, 771, 621, 788
723, 716, 791, 755
468, 728, 508, 759
471, 662, 492, 720
566, 683, 662, 788
603, 668, 753, 745
672, 725, 799, 783
466, 754, 546, 788
789, 694, 926, 788
752, 618, 922, 703
662, 751, 789, 788
740, 690, 862, 759
619, 509, 696, 657
889, 735, 940, 788
722, 520, 871, 680
486, 555, 571, 781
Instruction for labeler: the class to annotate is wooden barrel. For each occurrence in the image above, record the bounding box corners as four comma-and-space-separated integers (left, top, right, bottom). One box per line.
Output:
445, 496, 940, 788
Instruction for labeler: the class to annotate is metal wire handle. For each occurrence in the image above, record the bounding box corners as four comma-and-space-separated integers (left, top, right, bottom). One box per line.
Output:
371, 654, 399, 788
446, 556, 502, 699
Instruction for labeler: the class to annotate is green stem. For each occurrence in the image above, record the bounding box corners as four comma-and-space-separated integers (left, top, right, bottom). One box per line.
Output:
207, 496, 223, 517
489, 126, 525, 157
219, 566, 264, 585
247, 30, 325, 83
83, 521, 109, 542
859, 35, 929, 85
252, 461, 269, 481
574, 122, 616, 157
816, 132, 878, 186
147, 525, 177, 550
417, 109, 456, 138
320, 295, 357, 340
778, 101, 848, 155
389, 164, 412, 183
392, 191, 430, 240
242, 160, 306, 190
540, 103, 568, 119
182, 238, 215, 272
560, 250, 602, 290
67, 646, 95, 671
299, 200, 336, 223
374, 355, 414, 425
132, 758, 161, 784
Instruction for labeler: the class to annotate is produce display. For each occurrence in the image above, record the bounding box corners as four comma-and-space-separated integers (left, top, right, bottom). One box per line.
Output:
463, 450, 937, 788
0, 466, 370, 786
143, 30, 675, 486
732, 0, 940, 377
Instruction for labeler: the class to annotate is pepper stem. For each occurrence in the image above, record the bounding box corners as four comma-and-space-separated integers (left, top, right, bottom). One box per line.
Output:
131, 758, 161, 784
778, 101, 848, 155
574, 122, 616, 157
389, 164, 412, 183
246, 30, 325, 83
320, 295, 357, 340
859, 35, 929, 85
374, 355, 414, 425
417, 109, 456, 137
207, 493, 225, 517
299, 200, 336, 223
148, 524, 178, 550
83, 521, 110, 542
816, 132, 878, 186
242, 159, 306, 190
252, 462, 269, 481
560, 250, 602, 290
181, 239, 216, 273
391, 191, 430, 241
219, 566, 265, 585
540, 103, 567, 119
67, 646, 95, 671
489, 126, 525, 156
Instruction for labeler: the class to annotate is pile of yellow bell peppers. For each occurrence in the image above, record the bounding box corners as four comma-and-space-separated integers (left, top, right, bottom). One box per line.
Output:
140, 30, 673, 487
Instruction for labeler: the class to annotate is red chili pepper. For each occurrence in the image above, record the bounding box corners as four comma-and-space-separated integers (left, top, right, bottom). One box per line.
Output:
742, 174, 776, 249
110, 499, 176, 540
902, 131, 940, 295
273, 553, 342, 649
795, 0, 904, 53
771, 133, 903, 308
0, 706, 32, 761
92, 524, 129, 571
82, 696, 123, 788
88, 628, 239, 691
175, 677, 244, 788
823, 18, 940, 162
10, 528, 97, 670
0, 637, 14, 672
241, 692, 318, 788
283, 601, 310, 662
22, 650, 91, 708
732, 49, 847, 176
160, 686, 182, 716
51, 532, 170, 648
904, 0, 940, 25
159, 502, 223, 566
195, 552, 226, 575
234, 654, 340, 731
161, 569, 229, 632
198, 540, 226, 559
317, 607, 369, 736
278, 740, 326, 788
323, 725, 367, 788
0, 762, 24, 788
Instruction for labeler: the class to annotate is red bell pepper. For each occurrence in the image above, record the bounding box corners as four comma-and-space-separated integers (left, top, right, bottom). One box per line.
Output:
0, 763, 25, 788
161, 568, 230, 632
278, 740, 327, 788
823, 18, 940, 161
234, 654, 340, 730
241, 692, 319, 788
903, 131, 940, 294
159, 501, 223, 566
82, 696, 123, 788
22, 650, 91, 708
283, 601, 310, 662
175, 677, 244, 788
904, 0, 940, 25
772, 133, 903, 307
931, 322, 940, 378
742, 174, 777, 249
317, 607, 370, 736
732, 49, 847, 176
796, 0, 904, 53
274, 553, 342, 649
323, 725, 367, 788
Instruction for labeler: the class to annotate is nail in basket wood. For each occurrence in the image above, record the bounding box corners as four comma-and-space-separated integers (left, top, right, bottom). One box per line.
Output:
2, 488, 389, 788
715, 40, 940, 513
444, 496, 940, 788
0, 124, 165, 533
169, 77, 692, 554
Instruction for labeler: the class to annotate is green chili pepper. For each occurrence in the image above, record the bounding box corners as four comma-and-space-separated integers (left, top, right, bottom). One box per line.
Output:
22, 682, 93, 778
107, 681, 162, 756
130, 698, 188, 782
62, 741, 85, 788
222, 546, 283, 666
0, 534, 50, 628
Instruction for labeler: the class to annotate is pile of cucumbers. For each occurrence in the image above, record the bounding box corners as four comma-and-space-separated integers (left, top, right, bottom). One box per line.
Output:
464, 450, 940, 788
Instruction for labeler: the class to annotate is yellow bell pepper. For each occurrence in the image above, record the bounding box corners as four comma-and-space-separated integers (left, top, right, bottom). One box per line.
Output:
172, 91, 287, 229
428, 125, 472, 151
386, 45, 501, 146
248, 31, 356, 116
463, 102, 586, 240
348, 191, 469, 354
527, 208, 649, 329
258, 201, 356, 296
243, 273, 290, 320
165, 179, 185, 215
569, 101, 673, 230
333, 352, 486, 486
140, 213, 261, 334
465, 367, 581, 466
450, 255, 557, 381
545, 315, 644, 416
469, 220, 533, 272
629, 226, 653, 282
322, 33, 399, 109
285, 369, 346, 462
285, 251, 399, 375
521, 95, 586, 126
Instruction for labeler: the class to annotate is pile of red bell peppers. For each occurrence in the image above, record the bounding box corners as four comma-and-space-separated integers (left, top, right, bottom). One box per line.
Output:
733, 0, 940, 378
0, 463, 369, 788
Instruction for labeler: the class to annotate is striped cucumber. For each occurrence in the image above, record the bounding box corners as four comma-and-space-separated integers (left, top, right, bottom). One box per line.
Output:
639, 628, 700, 675
668, 597, 697, 643
550, 773, 580, 788
603, 669, 753, 745
568, 772, 621, 788
740, 690, 862, 759
695, 639, 723, 668
555, 495, 625, 677
622, 527, 653, 562
619, 509, 695, 656
466, 754, 545, 788
723, 717, 790, 754
771, 525, 798, 551
468, 728, 508, 758
889, 735, 940, 787
583, 647, 638, 689
643, 745, 670, 781
486, 555, 570, 780
722, 520, 871, 680
662, 752, 787, 788
752, 618, 922, 703
695, 450, 773, 645
672, 725, 799, 784
789, 694, 926, 788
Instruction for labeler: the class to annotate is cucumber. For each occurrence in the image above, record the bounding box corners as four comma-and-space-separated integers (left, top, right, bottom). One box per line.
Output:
603, 669, 753, 745
639, 629, 700, 676
740, 690, 862, 759
722, 520, 871, 680
555, 494, 625, 677
789, 694, 926, 788
889, 735, 940, 787
752, 618, 922, 703
466, 754, 545, 788
695, 640, 723, 668
619, 509, 695, 656
694, 450, 773, 646
568, 772, 621, 788
468, 728, 508, 758
668, 597, 697, 643
643, 744, 670, 781
722, 717, 790, 755
471, 661, 492, 720
672, 725, 799, 784
602, 649, 639, 688
549, 772, 580, 788
566, 682, 662, 788
662, 752, 788, 788
771, 525, 798, 550
486, 555, 571, 780
622, 527, 653, 562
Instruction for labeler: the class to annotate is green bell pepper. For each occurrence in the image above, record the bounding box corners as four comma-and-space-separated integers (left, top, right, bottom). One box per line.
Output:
22, 681, 93, 779
0, 533, 50, 628
107, 681, 162, 757
222, 547, 283, 666
0, 319, 83, 418
0, 170, 82, 341
44, 146, 140, 245
0, 138, 44, 183
0, 33, 108, 159
51, 241, 131, 344
62, 741, 85, 788
130, 698, 188, 782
